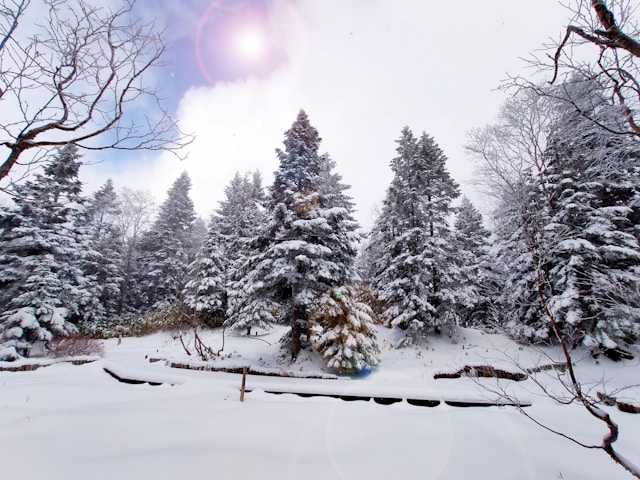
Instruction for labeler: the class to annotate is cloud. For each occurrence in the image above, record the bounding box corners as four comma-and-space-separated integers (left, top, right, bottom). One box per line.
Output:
81, 0, 571, 228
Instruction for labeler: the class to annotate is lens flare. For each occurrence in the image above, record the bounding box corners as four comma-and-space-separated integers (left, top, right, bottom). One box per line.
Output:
194, 0, 304, 86
235, 28, 266, 62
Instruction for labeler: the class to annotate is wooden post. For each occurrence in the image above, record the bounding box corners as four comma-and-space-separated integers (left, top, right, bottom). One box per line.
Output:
240, 366, 247, 402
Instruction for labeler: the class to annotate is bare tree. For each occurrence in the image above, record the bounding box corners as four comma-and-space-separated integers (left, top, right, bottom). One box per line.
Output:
0, 0, 192, 185
467, 80, 640, 478
470, 173, 640, 480
116, 187, 155, 314
510, 0, 640, 138
117, 187, 156, 245
465, 88, 558, 202
526, 241, 640, 478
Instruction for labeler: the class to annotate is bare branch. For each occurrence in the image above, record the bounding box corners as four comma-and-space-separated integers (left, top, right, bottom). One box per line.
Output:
533, 254, 638, 476
0, 0, 193, 184
591, 0, 640, 56
537, 0, 640, 137
0, 0, 29, 57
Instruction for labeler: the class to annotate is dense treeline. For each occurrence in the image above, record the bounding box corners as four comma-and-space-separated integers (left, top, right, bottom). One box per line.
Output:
1, 94, 638, 368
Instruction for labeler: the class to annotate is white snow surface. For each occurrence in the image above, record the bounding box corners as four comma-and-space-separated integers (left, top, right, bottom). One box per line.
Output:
1, 325, 639, 480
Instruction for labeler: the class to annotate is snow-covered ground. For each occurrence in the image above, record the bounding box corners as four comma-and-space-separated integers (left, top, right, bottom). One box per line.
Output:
1, 326, 639, 480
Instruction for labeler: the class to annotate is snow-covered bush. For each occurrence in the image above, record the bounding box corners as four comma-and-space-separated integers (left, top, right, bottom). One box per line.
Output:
308, 286, 380, 374
351, 283, 386, 324
0, 306, 77, 360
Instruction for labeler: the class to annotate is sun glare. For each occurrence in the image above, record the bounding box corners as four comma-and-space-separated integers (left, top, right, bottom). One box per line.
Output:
235, 28, 266, 62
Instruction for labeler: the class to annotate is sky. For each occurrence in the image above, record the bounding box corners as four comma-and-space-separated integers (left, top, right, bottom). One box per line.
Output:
75, 0, 574, 228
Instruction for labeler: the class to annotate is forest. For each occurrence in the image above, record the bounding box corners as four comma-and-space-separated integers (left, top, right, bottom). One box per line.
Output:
1, 82, 639, 369
1, 0, 640, 478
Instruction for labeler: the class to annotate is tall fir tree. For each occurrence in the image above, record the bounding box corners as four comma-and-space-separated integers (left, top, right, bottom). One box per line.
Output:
0, 145, 100, 359
213, 172, 267, 329
233, 110, 360, 359
135, 172, 197, 311
452, 197, 494, 328
183, 220, 227, 325
369, 128, 460, 344
496, 172, 554, 342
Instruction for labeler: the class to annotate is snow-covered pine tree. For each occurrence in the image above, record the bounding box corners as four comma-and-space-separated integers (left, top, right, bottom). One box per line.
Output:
452, 197, 494, 328
83, 179, 124, 321
495, 77, 640, 354
369, 128, 460, 344
210, 172, 267, 330
189, 217, 208, 259
183, 221, 227, 325
215, 172, 266, 249
540, 80, 640, 352
233, 110, 360, 359
368, 127, 420, 328
135, 172, 197, 311
317, 155, 361, 280
494, 172, 553, 341
308, 285, 380, 374
0, 144, 100, 359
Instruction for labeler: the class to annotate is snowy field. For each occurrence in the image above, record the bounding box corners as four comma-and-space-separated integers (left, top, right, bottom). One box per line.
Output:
1, 326, 639, 480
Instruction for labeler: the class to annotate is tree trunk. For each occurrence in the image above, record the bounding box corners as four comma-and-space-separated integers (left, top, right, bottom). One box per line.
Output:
291, 306, 303, 360
0, 146, 22, 182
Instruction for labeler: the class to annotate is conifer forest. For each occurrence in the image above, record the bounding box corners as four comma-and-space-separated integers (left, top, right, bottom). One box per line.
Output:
1, 1, 640, 479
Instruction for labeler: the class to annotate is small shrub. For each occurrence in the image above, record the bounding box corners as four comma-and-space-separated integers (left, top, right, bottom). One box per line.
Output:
309, 286, 380, 374
198, 313, 225, 329
46, 335, 105, 358
81, 303, 193, 339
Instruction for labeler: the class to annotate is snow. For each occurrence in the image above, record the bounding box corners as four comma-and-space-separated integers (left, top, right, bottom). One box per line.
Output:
1, 326, 639, 480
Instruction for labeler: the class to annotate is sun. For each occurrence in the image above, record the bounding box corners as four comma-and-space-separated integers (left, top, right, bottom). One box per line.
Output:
234, 28, 266, 62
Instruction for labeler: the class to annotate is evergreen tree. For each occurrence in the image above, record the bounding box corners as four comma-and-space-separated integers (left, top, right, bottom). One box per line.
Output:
216, 172, 267, 330
135, 172, 197, 310
234, 110, 360, 358
369, 128, 460, 343
541, 90, 640, 350
308, 286, 380, 374
317, 156, 362, 282
84, 179, 124, 320
497, 77, 640, 353
0, 145, 100, 359
452, 197, 493, 328
495, 173, 552, 341
183, 221, 227, 325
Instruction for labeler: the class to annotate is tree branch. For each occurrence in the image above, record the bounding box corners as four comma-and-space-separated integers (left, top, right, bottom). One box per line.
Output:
0, 0, 193, 184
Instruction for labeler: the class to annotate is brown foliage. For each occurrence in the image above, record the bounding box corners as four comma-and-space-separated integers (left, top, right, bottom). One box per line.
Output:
46, 335, 104, 358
